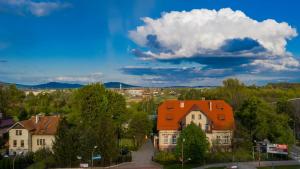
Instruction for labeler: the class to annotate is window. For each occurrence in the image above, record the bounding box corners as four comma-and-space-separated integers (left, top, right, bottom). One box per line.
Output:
16, 130, 22, 136
21, 140, 24, 147
172, 135, 177, 144
191, 114, 195, 120
218, 114, 225, 120
13, 140, 17, 147
163, 135, 168, 144
205, 124, 209, 131
198, 123, 202, 128
198, 114, 201, 120
37, 139, 46, 146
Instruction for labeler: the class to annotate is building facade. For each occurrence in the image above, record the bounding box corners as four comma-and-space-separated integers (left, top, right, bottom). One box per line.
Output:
156, 100, 235, 151
8, 115, 60, 155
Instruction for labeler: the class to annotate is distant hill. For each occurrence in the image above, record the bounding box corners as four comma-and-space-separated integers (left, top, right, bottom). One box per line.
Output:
0, 81, 139, 89
32, 82, 83, 89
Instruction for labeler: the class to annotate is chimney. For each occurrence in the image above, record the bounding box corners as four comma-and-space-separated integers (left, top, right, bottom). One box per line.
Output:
180, 101, 185, 108
35, 115, 39, 124
209, 101, 212, 111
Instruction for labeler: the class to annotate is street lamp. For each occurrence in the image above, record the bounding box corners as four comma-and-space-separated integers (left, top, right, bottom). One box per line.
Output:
13, 151, 23, 169
77, 156, 82, 167
91, 146, 97, 168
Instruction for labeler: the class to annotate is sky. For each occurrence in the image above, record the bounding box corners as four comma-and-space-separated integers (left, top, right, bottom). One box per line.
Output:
0, 0, 300, 86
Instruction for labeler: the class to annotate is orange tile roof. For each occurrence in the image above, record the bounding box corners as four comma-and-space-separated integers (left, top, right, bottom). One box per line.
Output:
157, 100, 235, 131
19, 115, 60, 135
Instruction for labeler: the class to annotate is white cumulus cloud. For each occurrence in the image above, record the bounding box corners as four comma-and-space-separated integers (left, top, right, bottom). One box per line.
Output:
129, 8, 298, 71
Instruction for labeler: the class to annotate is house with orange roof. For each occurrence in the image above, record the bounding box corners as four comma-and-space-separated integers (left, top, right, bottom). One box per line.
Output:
156, 100, 235, 151
8, 115, 60, 155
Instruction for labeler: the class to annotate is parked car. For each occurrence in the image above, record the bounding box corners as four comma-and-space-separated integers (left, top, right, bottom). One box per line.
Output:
227, 165, 238, 169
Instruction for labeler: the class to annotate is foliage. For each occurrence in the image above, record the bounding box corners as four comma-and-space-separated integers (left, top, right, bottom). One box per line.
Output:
175, 123, 209, 163
128, 111, 152, 147
137, 97, 157, 115
52, 118, 80, 167
0, 153, 34, 169
153, 151, 177, 163
236, 96, 294, 144
119, 138, 136, 150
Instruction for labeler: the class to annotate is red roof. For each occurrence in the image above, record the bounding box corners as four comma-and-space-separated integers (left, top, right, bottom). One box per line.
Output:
157, 100, 235, 131
17, 115, 60, 135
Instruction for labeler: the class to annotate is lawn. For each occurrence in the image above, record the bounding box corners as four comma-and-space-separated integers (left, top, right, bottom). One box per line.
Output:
163, 164, 201, 169
163, 164, 225, 169
258, 165, 300, 169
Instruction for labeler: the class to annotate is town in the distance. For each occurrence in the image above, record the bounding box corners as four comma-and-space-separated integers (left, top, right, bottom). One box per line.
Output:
1, 79, 300, 169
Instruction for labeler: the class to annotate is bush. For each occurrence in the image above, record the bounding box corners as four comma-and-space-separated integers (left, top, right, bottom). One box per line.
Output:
153, 151, 177, 164
205, 149, 252, 164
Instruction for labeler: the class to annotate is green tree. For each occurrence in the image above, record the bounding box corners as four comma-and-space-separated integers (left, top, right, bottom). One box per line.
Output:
276, 97, 294, 116
175, 123, 209, 163
52, 118, 80, 167
128, 112, 152, 148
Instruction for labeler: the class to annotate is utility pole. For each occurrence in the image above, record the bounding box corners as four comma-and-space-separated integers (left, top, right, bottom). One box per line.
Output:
181, 138, 185, 169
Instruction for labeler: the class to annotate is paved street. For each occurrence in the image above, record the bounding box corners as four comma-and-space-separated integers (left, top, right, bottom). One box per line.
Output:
194, 160, 299, 169
112, 139, 162, 169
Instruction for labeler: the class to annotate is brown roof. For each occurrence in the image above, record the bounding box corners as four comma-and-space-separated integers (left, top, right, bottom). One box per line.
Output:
17, 115, 60, 135
157, 100, 235, 131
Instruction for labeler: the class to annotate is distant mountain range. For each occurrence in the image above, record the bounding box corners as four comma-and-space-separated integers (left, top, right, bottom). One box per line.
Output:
0, 81, 139, 89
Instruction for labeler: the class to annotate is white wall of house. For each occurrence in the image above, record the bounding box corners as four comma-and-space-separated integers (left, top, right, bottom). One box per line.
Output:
9, 128, 31, 155
210, 130, 233, 146
32, 135, 55, 152
183, 110, 209, 130
158, 130, 180, 150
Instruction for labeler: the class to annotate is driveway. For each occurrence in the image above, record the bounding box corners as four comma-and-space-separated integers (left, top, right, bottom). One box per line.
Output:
113, 139, 162, 169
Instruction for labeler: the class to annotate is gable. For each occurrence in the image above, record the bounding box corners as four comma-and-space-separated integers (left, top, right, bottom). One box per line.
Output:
12, 123, 25, 129
157, 100, 235, 131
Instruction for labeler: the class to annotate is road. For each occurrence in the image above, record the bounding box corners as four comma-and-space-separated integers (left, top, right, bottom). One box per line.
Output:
194, 160, 299, 169
112, 139, 162, 169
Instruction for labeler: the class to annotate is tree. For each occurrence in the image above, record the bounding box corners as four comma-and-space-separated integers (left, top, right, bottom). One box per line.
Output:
221, 78, 247, 110
52, 118, 80, 167
237, 96, 294, 144
128, 112, 152, 148
175, 123, 209, 163
18, 108, 28, 121
276, 97, 294, 116
71, 84, 119, 165
137, 97, 157, 115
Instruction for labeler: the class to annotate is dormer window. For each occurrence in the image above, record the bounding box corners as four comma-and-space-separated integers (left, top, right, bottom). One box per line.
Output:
165, 114, 173, 120
218, 114, 225, 120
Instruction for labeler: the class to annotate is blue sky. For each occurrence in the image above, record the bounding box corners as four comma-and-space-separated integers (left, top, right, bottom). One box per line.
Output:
0, 0, 300, 86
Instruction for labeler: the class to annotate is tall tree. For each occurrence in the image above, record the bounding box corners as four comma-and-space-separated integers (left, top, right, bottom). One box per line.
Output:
175, 123, 209, 163
52, 118, 80, 167
128, 112, 152, 147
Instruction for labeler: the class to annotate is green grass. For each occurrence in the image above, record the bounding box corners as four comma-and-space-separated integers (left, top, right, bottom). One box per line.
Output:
258, 165, 300, 169
26, 161, 46, 169
163, 163, 203, 169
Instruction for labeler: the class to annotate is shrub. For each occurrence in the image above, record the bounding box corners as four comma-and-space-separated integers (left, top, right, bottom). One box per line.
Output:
153, 151, 177, 164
